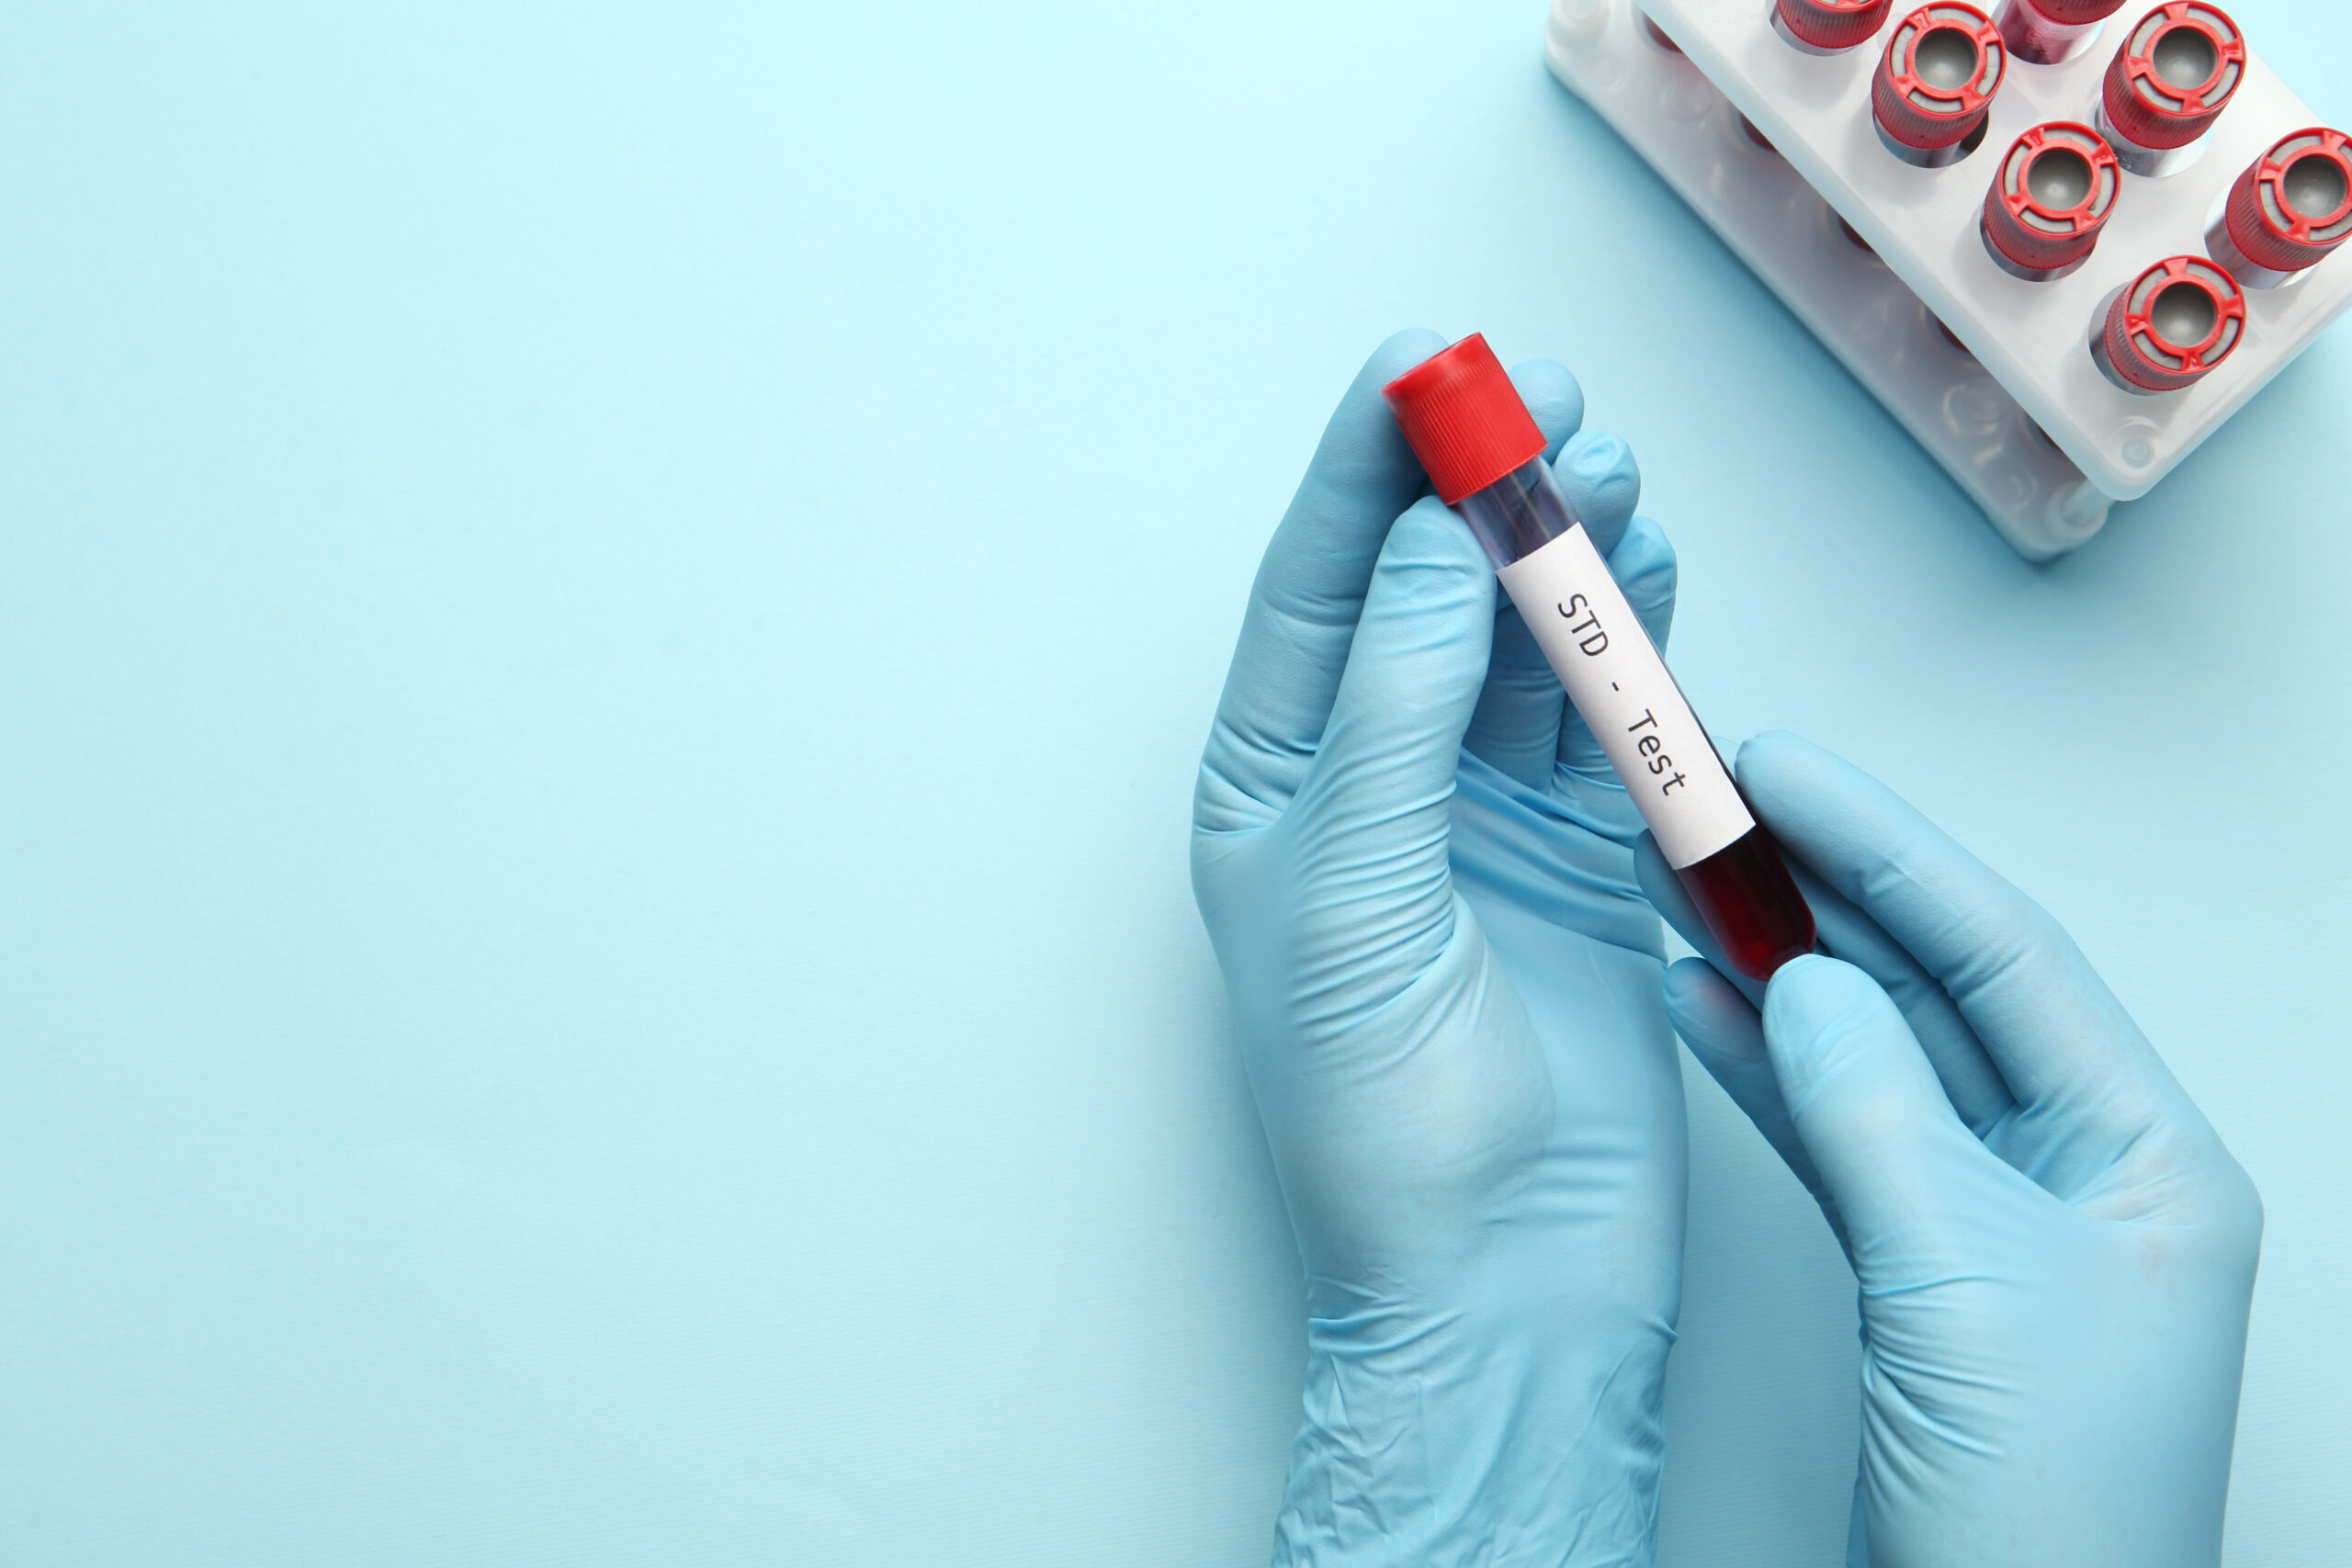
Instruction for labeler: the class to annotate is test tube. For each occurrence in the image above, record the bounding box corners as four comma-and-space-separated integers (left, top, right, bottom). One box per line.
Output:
2095, 2, 2244, 177
2090, 255, 2245, 393
1992, 0, 2123, 65
1382, 336, 1816, 982
2205, 128, 2352, 288
1981, 121, 2120, 280
1872, 5, 2006, 169
1773, 0, 1893, 55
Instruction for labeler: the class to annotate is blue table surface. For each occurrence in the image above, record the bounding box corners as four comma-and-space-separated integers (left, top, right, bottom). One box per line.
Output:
4, 4, 2346, 1562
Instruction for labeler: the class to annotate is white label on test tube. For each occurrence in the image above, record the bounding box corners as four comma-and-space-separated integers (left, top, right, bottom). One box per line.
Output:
1495, 524, 1754, 869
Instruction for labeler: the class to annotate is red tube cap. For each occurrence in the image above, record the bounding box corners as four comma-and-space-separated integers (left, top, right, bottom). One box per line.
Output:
2098, 255, 2245, 392
2223, 128, 2352, 273
1776, 0, 1893, 52
1874, 6, 2006, 153
2101, 3, 2244, 152
1982, 122, 2120, 277
1381, 336, 1546, 505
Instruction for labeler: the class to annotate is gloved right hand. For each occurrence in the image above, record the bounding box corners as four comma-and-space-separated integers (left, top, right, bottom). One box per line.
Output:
1637, 732, 2262, 1568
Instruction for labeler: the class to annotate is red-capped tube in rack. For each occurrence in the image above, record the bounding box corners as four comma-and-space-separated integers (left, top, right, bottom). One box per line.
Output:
2096, 3, 2245, 176
1992, 0, 2124, 64
1872, 6, 2006, 169
1773, 0, 1892, 54
1981, 122, 2120, 280
2207, 128, 2352, 287
1381, 337, 1815, 982
2091, 255, 2246, 393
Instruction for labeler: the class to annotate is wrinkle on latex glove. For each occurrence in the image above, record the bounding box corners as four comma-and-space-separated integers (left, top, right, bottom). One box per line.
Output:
1196, 333, 1687, 1566
1641, 732, 2259, 1568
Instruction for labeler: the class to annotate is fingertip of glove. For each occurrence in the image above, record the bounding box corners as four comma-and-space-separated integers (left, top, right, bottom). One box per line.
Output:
1561, 428, 1635, 484
1608, 516, 1677, 592
1663, 955, 1767, 1066
1365, 499, 1498, 620
1730, 729, 1827, 793
1761, 954, 1894, 1049
1364, 328, 1451, 385
1508, 357, 1586, 450
1550, 433, 1643, 557
1662, 953, 1732, 1015
1388, 494, 1493, 568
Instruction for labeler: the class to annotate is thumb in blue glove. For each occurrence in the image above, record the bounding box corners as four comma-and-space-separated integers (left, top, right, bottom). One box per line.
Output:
1641, 732, 2261, 1568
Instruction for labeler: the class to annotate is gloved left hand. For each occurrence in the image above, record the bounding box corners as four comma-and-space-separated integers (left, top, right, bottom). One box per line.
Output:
1193, 331, 1687, 1566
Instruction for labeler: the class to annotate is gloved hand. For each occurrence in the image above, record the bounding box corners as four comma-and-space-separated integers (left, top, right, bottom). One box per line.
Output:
1639, 733, 2262, 1568
1193, 330, 1688, 1567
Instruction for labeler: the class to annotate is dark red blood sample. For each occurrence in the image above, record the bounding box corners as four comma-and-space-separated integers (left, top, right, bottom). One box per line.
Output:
1677, 824, 1818, 981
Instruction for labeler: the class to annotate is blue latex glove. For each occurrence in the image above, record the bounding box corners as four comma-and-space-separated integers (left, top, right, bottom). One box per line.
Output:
1193, 331, 1687, 1566
1639, 733, 2262, 1568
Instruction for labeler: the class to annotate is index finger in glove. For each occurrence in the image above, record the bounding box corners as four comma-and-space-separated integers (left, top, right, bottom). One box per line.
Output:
1639, 831, 2014, 1141
1735, 731, 2190, 1146
1197, 330, 1448, 833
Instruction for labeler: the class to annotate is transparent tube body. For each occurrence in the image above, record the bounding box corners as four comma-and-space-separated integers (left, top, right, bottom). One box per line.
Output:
1455, 459, 1816, 980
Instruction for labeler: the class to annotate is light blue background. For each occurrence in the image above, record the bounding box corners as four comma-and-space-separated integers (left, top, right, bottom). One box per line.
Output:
3, 4, 2345, 1562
